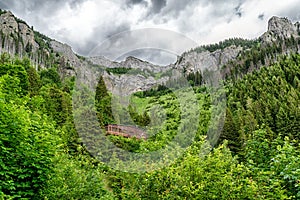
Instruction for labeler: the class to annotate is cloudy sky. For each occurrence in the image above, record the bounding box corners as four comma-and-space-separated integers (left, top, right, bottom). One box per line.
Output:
1, 0, 300, 64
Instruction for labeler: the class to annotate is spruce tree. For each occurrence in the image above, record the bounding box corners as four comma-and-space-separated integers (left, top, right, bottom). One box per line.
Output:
95, 76, 114, 127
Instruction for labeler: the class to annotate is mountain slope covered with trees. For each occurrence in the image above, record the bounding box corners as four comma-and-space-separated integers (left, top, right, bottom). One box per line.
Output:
0, 10, 300, 200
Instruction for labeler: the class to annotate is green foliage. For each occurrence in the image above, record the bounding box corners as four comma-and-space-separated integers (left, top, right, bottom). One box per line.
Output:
0, 53, 11, 64
218, 108, 241, 153
26, 66, 42, 96
106, 67, 132, 75
105, 53, 300, 199
224, 54, 300, 146
0, 75, 22, 101
41, 154, 114, 200
223, 36, 300, 80
190, 38, 258, 53
95, 76, 115, 127
0, 54, 109, 199
34, 31, 51, 50
39, 85, 72, 126
108, 135, 142, 152
128, 104, 150, 127
62, 75, 75, 93
76, 54, 86, 61
107, 142, 258, 199
0, 9, 6, 16
134, 84, 171, 98
0, 35, 300, 199
0, 75, 62, 199
244, 130, 300, 199
186, 71, 203, 86
0, 63, 29, 95
40, 67, 62, 87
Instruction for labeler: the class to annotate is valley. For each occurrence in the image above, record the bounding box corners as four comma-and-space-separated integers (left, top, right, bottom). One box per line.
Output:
0, 9, 300, 200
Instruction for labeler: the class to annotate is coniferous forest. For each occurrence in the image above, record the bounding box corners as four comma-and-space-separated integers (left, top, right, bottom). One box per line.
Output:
0, 49, 300, 199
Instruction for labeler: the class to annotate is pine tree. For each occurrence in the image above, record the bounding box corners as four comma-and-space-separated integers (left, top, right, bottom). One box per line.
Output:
95, 76, 114, 127
27, 67, 41, 96
219, 108, 241, 153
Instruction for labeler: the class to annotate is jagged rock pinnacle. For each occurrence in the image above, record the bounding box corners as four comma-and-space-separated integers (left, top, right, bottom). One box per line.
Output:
261, 16, 299, 43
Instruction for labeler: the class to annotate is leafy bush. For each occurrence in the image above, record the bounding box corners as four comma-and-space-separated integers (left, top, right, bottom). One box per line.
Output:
40, 67, 61, 87
0, 63, 29, 95
0, 75, 62, 199
41, 155, 114, 200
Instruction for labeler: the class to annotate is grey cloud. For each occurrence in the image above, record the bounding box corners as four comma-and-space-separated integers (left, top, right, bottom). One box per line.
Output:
71, 22, 132, 56
150, 0, 245, 25
0, 0, 86, 14
159, 0, 197, 17
208, 0, 244, 18
0, 1, 10, 9
151, 0, 167, 13
128, 0, 167, 15
126, 0, 148, 8
258, 14, 264, 20
126, 0, 146, 5
162, 0, 245, 35
277, 4, 300, 22
87, 28, 198, 63
235, 3, 242, 17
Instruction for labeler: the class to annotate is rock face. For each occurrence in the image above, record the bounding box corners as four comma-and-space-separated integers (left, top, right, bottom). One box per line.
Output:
88, 56, 172, 75
174, 45, 243, 74
261, 16, 300, 43
103, 72, 169, 95
0, 11, 40, 63
87, 56, 173, 95
88, 56, 119, 68
120, 56, 171, 74
0, 11, 19, 35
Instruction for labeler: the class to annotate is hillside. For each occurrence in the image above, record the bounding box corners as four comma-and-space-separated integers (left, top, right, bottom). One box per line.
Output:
0, 9, 300, 200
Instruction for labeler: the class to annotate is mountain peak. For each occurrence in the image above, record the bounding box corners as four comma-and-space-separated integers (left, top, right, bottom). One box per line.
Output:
260, 16, 299, 43
268, 16, 296, 33
268, 16, 292, 30
124, 56, 149, 64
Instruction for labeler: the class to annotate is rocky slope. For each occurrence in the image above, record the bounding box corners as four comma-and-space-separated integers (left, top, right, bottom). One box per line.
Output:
0, 10, 300, 95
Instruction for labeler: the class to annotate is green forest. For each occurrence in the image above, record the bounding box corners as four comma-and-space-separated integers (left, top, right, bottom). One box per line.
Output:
0, 50, 300, 200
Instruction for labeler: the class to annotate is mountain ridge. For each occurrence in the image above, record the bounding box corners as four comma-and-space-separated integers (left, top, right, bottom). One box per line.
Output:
0, 9, 300, 94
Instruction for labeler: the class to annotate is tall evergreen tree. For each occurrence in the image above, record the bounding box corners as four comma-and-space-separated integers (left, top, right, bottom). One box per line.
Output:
219, 108, 241, 153
95, 76, 114, 127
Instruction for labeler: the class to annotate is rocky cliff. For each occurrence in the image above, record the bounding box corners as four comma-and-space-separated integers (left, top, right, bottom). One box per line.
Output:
261, 16, 300, 43
0, 11, 39, 61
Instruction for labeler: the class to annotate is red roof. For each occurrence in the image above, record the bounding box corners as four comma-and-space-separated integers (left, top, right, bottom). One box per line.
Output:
105, 124, 147, 139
